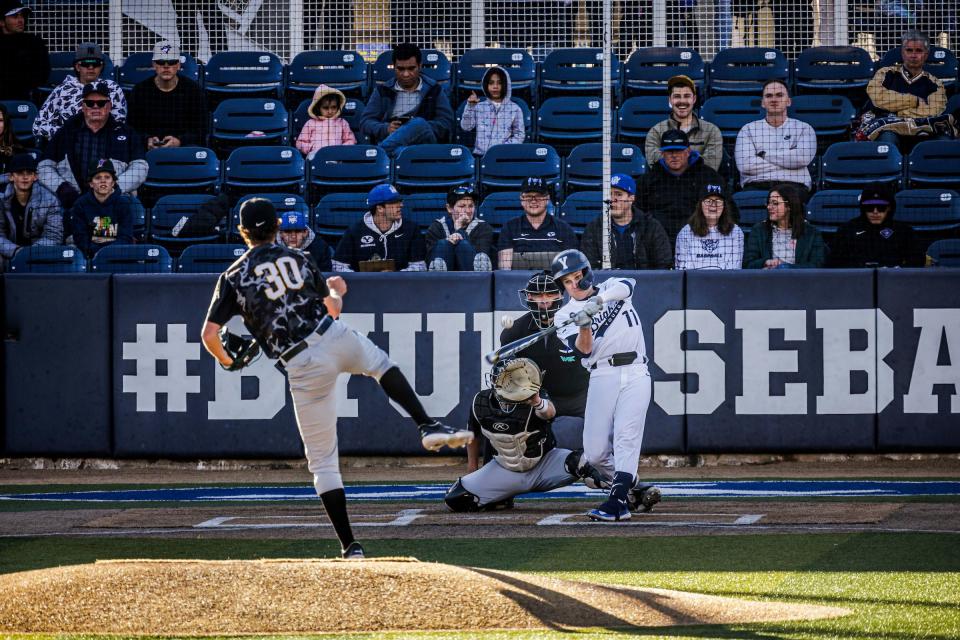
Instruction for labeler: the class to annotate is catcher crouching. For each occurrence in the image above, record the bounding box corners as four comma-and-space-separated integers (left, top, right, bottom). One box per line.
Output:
445, 357, 609, 512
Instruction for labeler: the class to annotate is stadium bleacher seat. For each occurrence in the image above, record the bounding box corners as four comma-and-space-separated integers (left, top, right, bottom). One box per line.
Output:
286, 50, 369, 107
925, 239, 960, 266
308, 144, 390, 201
564, 143, 645, 194
209, 98, 289, 155
371, 49, 451, 87
787, 95, 856, 150
557, 190, 601, 232
895, 189, 960, 235
177, 244, 247, 273
731, 190, 770, 233
454, 97, 532, 146
476, 191, 524, 232
0, 100, 38, 147
456, 48, 536, 104
224, 146, 305, 198
479, 143, 561, 194
8, 245, 87, 273
616, 96, 670, 146
536, 96, 605, 153
90, 244, 173, 273
699, 95, 764, 147
292, 97, 364, 144
313, 192, 369, 238
117, 52, 201, 91
40, 51, 115, 99
150, 194, 221, 249
819, 141, 903, 190
708, 47, 789, 96
805, 189, 862, 235
906, 141, 960, 190
880, 46, 958, 93
140, 146, 221, 208
129, 197, 148, 241
540, 48, 621, 101
203, 51, 284, 106
792, 46, 873, 102
947, 93, 960, 118
393, 144, 476, 193
622, 47, 705, 97
400, 192, 447, 228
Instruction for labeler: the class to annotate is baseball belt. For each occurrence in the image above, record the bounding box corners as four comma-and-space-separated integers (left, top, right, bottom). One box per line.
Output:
589, 351, 646, 370
275, 315, 335, 371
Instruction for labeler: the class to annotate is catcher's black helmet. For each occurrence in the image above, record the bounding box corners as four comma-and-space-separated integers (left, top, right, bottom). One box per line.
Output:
551, 249, 593, 291
517, 270, 562, 329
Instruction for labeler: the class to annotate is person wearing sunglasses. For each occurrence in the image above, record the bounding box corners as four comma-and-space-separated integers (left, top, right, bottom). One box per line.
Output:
38, 82, 146, 211
425, 183, 493, 271
33, 41, 127, 142
829, 183, 923, 269
128, 41, 205, 150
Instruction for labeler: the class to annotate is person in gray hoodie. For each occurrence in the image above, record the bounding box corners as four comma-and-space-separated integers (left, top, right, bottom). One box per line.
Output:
0, 153, 62, 266
460, 65, 525, 157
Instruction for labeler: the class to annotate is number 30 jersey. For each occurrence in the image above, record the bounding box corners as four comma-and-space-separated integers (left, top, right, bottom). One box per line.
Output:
555, 277, 646, 369
205, 243, 330, 358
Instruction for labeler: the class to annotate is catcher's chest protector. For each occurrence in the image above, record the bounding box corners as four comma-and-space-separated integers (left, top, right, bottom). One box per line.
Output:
473, 390, 555, 473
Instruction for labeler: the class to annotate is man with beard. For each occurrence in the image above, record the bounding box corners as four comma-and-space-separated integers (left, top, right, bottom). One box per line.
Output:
645, 75, 722, 171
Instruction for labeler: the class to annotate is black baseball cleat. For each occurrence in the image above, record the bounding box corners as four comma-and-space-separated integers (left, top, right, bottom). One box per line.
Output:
419, 421, 474, 451
341, 541, 365, 559
628, 484, 662, 513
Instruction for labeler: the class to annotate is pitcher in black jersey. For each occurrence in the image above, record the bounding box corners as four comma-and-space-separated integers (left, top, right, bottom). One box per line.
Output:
201, 198, 474, 559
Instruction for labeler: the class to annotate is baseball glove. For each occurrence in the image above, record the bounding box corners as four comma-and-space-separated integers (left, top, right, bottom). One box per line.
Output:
219, 327, 261, 371
493, 357, 542, 403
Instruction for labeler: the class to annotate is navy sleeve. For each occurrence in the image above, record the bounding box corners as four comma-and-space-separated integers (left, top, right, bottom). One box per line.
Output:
409, 223, 426, 262
497, 218, 516, 251
333, 226, 357, 267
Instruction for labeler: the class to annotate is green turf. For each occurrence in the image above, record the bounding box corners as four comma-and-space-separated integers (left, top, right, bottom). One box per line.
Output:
1, 533, 958, 639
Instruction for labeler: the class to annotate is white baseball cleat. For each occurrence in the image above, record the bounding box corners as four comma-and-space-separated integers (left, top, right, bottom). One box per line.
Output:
419, 421, 475, 451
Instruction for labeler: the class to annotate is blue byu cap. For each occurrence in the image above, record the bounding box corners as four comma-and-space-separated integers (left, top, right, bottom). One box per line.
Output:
610, 173, 636, 195
367, 183, 403, 208
279, 211, 308, 230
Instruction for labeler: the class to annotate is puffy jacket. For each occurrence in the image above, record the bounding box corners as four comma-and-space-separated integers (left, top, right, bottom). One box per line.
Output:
0, 182, 63, 258
33, 74, 127, 141
359, 74, 454, 143
459, 66, 525, 156
635, 152, 724, 242
69, 189, 135, 257
580, 207, 673, 270
295, 84, 356, 156
743, 220, 827, 268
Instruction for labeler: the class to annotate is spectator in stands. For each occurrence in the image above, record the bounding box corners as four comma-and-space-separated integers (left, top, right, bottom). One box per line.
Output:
829, 183, 923, 268
636, 128, 723, 244
675, 181, 744, 270
581, 173, 672, 270
33, 42, 127, 142
743, 183, 826, 268
0, 152, 62, 266
0, 103, 27, 179
0, 0, 49, 101
497, 177, 578, 270
460, 66, 524, 157
864, 29, 947, 150
295, 84, 356, 160
645, 74, 723, 171
39, 82, 147, 212
426, 183, 494, 271
128, 41, 205, 151
333, 183, 426, 272
69, 159, 134, 258
277, 210, 333, 271
734, 79, 816, 200
359, 42, 454, 157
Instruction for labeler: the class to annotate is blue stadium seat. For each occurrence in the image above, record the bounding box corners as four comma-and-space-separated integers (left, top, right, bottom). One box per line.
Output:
708, 47, 789, 96
177, 244, 247, 273
476, 191, 524, 232
820, 141, 903, 190
308, 144, 390, 201
313, 192, 369, 238
895, 189, 960, 233
540, 48, 621, 101
210, 98, 289, 154
286, 50, 369, 107
394, 144, 475, 192
224, 146, 305, 198
805, 189, 862, 235
371, 49, 451, 87
616, 96, 670, 146
622, 47, 705, 97
731, 190, 771, 232
906, 141, 960, 190
536, 97, 606, 152
40, 51, 115, 99
292, 96, 364, 144
793, 47, 873, 100
150, 194, 222, 247
0, 100, 38, 147
479, 143, 561, 193
140, 146, 220, 208
401, 192, 448, 228
203, 51, 283, 105
787, 95, 856, 148
925, 239, 960, 267
454, 97, 532, 146
129, 196, 148, 241
564, 143, 645, 194
90, 244, 173, 273
8, 245, 87, 273
947, 93, 960, 118
880, 46, 958, 92
456, 48, 536, 104
557, 190, 601, 232
699, 96, 764, 146
117, 52, 201, 90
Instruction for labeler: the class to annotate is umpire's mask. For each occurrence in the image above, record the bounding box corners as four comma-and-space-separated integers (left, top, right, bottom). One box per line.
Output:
517, 270, 562, 329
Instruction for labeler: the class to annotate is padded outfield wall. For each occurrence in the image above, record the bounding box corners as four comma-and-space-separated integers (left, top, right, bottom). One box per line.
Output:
2, 269, 959, 458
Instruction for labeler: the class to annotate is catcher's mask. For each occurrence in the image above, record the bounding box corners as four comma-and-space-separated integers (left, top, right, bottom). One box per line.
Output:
488, 357, 543, 409
517, 270, 562, 329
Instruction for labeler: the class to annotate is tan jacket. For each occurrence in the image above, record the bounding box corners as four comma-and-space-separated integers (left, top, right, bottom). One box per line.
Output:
866, 64, 946, 118
645, 114, 723, 171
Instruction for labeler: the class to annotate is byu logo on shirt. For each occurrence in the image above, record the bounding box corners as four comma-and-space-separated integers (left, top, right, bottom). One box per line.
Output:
701, 238, 720, 252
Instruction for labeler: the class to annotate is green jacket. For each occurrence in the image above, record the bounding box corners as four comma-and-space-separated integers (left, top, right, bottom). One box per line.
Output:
743, 221, 827, 269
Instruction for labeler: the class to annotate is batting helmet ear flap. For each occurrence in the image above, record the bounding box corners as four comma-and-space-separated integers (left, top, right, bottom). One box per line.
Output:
550, 249, 593, 291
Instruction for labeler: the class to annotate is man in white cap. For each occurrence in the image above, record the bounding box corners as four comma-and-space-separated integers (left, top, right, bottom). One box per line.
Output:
0, 0, 49, 100
128, 41, 205, 150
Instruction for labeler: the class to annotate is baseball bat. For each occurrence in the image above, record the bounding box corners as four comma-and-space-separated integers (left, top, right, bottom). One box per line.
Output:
484, 315, 578, 365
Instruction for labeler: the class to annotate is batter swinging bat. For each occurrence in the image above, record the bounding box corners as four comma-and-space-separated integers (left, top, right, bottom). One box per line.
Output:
484, 315, 578, 365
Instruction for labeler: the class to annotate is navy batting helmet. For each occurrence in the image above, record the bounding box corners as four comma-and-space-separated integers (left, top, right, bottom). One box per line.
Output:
550, 249, 593, 291
518, 270, 562, 329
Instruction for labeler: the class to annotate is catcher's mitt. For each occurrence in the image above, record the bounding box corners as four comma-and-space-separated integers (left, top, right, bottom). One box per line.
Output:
492, 357, 542, 403
219, 327, 261, 371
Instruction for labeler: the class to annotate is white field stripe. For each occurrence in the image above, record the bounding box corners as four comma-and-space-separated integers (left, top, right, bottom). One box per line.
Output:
193, 509, 426, 529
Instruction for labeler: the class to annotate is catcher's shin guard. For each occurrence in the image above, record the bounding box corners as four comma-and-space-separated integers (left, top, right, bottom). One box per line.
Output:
444, 479, 482, 512
565, 450, 609, 490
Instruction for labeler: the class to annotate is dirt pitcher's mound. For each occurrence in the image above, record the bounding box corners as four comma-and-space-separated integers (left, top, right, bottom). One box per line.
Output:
0, 558, 848, 634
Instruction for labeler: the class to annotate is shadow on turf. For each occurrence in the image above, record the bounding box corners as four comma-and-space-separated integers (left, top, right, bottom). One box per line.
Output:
696, 587, 954, 610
